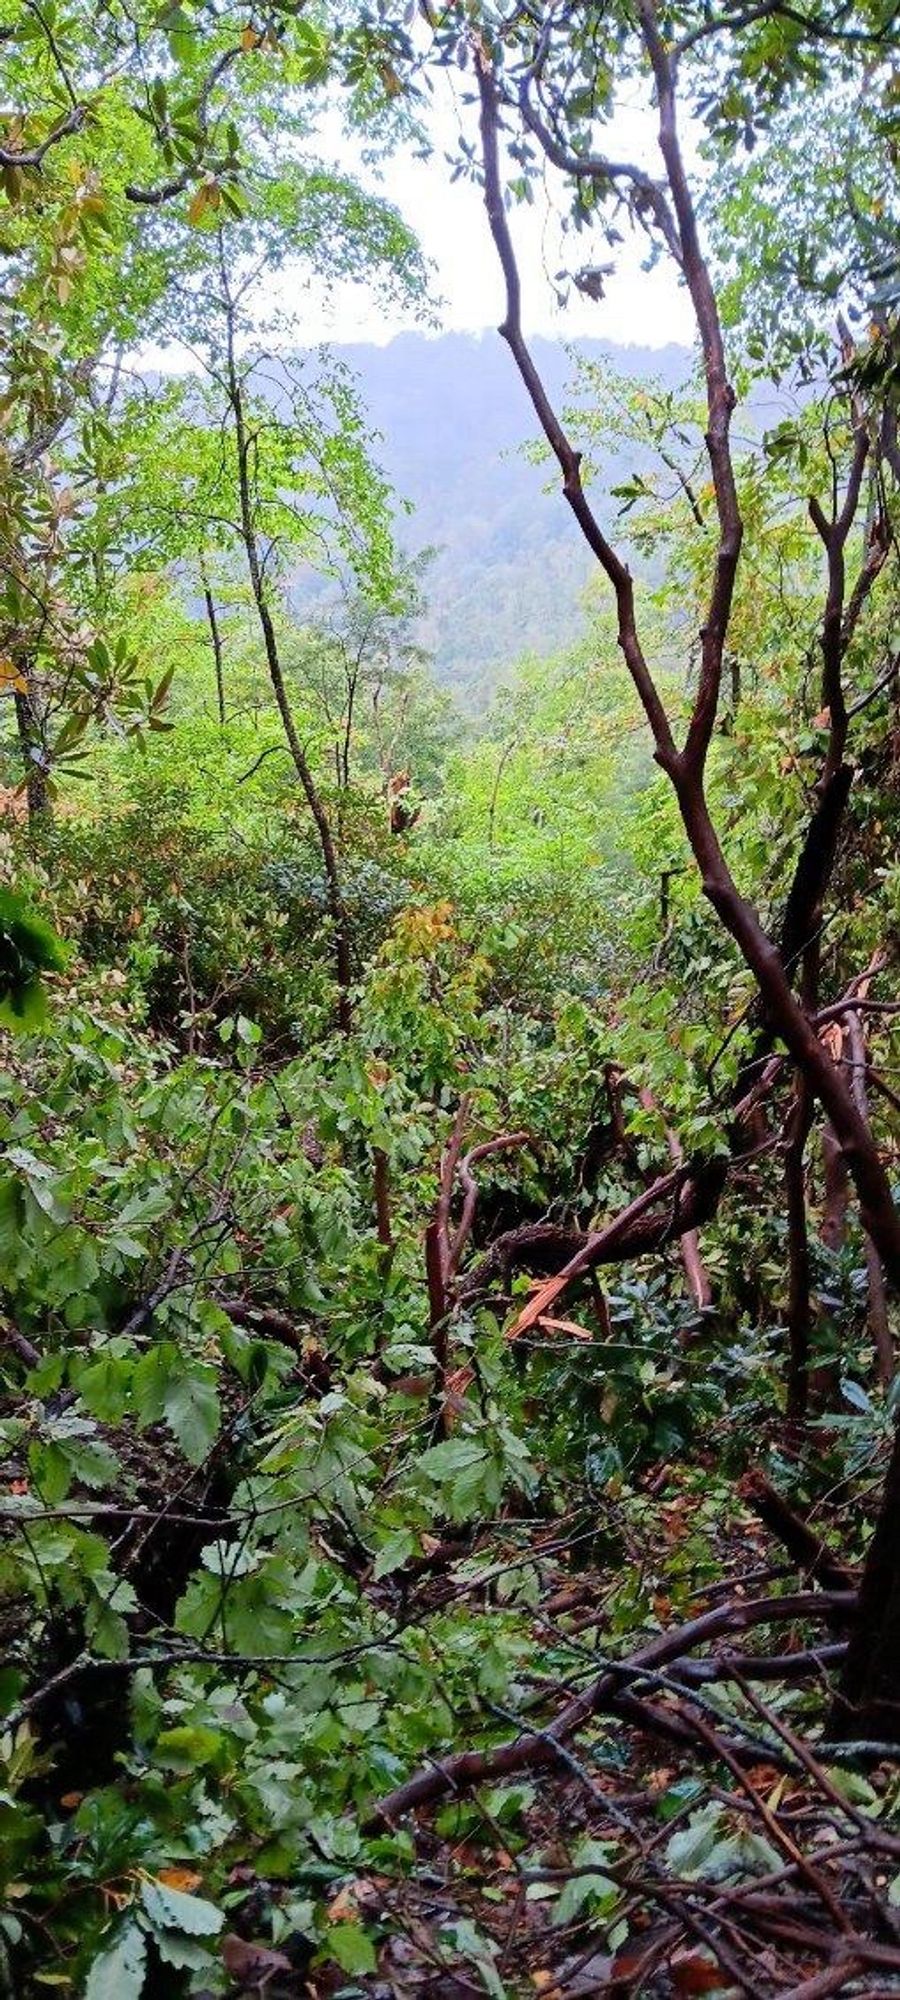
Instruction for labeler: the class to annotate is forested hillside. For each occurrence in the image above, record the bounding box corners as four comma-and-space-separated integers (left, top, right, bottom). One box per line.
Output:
3, 6, 900, 1999
288, 335, 689, 697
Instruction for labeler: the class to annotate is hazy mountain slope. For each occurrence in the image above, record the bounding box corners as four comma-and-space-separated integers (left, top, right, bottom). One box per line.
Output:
291, 332, 691, 702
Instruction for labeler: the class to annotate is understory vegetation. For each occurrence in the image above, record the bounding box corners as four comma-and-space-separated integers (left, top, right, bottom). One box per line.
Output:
4, 3, 900, 1996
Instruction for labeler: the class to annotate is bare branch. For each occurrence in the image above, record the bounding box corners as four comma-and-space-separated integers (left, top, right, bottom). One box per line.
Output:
637, 0, 743, 776
474, 38, 679, 772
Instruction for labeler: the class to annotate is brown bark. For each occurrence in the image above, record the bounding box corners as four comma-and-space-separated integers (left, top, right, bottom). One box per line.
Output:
373, 1147, 392, 1252
785, 1079, 815, 1420
472, 19, 900, 1737
740, 1468, 857, 1594
498, 1156, 727, 1336
14, 672, 50, 824
820, 1119, 850, 1252
831, 1419, 900, 1739
366, 1588, 856, 1829
475, 43, 900, 1290
201, 567, 226, 727
846, 1008, 893, 1385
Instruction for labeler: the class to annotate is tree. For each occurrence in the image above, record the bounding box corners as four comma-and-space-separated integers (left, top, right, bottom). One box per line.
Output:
388, 1, 900, 1735
0, 1, 422, 822
93, 147, 423, 1026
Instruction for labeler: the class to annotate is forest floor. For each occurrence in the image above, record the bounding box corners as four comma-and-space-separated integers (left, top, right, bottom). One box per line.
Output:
213, 1452, 900, 1999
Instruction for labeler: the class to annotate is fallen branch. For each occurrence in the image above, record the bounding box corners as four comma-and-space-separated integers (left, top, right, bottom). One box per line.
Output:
499, 1156, 726, 1338
740, 1469, 858, 1594
671, 1641, 847, 1687
447, 1130, 532, 1279
365, 1587, 856, 1829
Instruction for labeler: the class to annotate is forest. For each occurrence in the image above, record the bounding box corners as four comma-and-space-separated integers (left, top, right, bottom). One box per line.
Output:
3, 1, 900, 1994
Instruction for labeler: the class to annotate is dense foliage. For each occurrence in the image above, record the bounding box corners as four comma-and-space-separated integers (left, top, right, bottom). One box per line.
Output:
3, 2, 900, 1995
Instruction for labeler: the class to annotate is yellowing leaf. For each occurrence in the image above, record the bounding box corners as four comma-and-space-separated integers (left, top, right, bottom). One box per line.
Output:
187, 179, 220, 226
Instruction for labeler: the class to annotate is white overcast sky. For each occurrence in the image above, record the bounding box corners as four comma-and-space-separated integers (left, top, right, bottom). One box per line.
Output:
311, 137, 695, 348
306, 76, 696, 349
139, 73, 696, 363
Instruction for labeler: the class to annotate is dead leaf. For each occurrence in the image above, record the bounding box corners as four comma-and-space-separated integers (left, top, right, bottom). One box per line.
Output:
222, 1934, 293, 1983
326, 1883, 359, 1923
158, 1866, 202, 1893
672, 1948, 732, 1992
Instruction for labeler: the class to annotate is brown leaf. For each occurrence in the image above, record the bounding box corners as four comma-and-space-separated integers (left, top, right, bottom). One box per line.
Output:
222, 1935, 293, 1983
326, 1884, 358, 1923
158, 1866, 202, 1892
671, 1947, 732, 1993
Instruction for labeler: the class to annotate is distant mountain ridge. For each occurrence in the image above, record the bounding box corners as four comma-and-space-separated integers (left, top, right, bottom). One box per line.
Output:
292, 331, 691, 702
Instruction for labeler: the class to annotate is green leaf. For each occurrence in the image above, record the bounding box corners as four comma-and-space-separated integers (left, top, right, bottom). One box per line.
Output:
154, 1931, 215, 1969
372, 1526, 416, 1579
326, 1922, 377, 1975
163, 1364, 220, 1465
85, 1573, 137, 1660
140, 1880, 224, 1937
553, 1841, 620, 1925
84, 1922, 147, 2000
74, 1354, 133, 1425
154, 1724, 222, 1772
438, 1919, 504, 1997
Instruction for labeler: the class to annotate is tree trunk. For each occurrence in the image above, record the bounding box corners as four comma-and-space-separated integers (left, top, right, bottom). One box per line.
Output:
474, 41, 900, 1735
201, 568, 226, 727
785, 1080, 814, 1421
820, 1120, 849, 1252
14, 672, 50, 825
831, 1417, 900, 1739
846, 1009, 893, 1386
220, 274, 352, 1034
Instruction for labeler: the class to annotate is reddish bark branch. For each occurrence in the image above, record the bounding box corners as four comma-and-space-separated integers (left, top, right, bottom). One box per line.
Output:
846, 1008, 893, 1385
447, 1131, 532, 1280
366, 1588, 856, 1829
501, 1157, 726, 1338
740, 1468, 858, 1594
638, 1087, 712, 1310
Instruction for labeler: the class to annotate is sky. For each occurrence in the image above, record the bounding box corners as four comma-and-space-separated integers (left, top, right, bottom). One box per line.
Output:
307, 139, 694, 348
138, 67, 697, 367
300, 78, 696, 351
